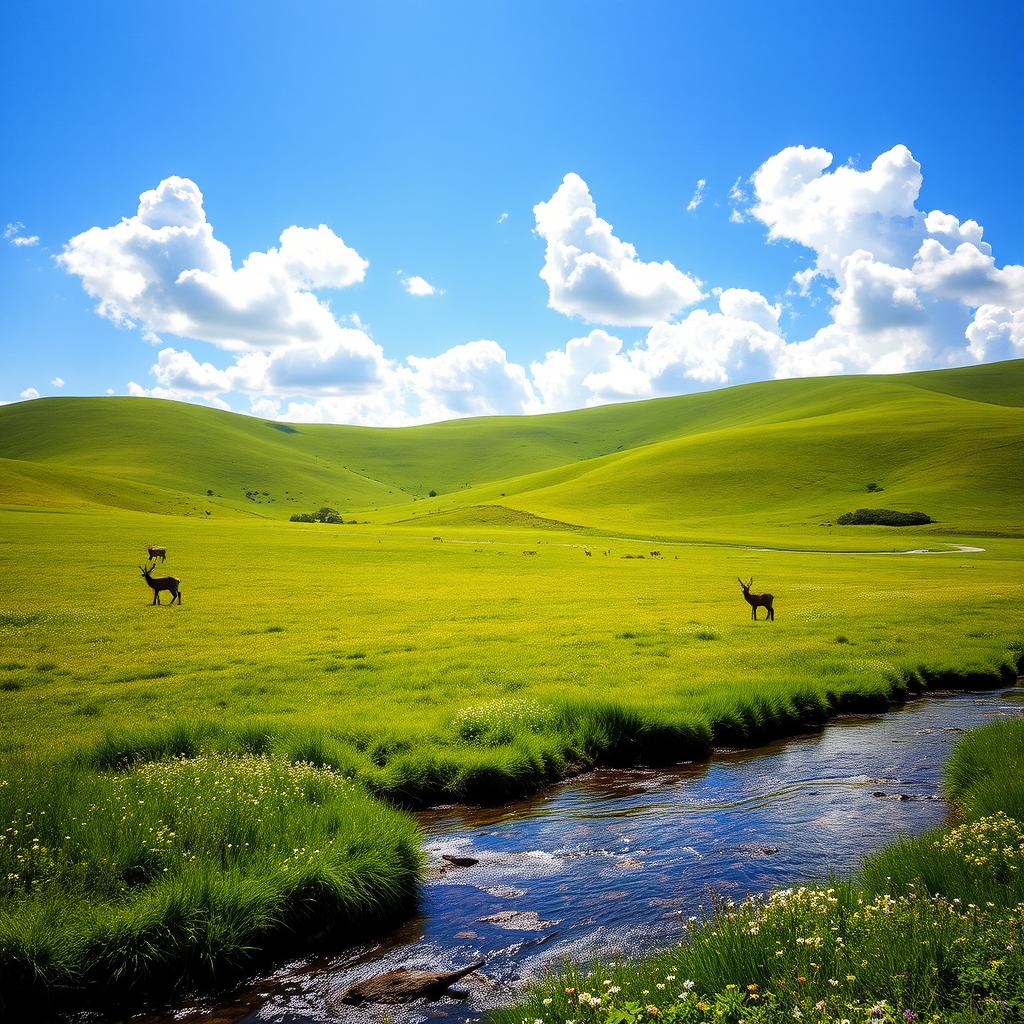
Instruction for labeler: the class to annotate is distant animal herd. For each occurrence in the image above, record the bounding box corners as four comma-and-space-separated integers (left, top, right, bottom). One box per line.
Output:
136, 542, 775, 619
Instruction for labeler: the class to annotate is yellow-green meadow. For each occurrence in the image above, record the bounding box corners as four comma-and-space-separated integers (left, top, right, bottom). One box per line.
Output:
0, 360, 1021, 1013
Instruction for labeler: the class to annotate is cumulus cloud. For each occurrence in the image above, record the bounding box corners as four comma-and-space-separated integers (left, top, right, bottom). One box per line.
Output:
401, 274, 439, 297
530, 329, 625, 412
20, 387, 40, 400
686, 178, 706, 212
60, 154, 1024, 426
749, 144, 1024, 377
59, 176, 371, 354
533, 172, 703, 325
966, 305, 1024, 361
751, 144, 923, 276
528, 290, 785, 410
50, 377, 65, 387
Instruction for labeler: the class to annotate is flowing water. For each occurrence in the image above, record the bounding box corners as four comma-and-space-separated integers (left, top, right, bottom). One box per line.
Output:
125, 689, 1021, 1024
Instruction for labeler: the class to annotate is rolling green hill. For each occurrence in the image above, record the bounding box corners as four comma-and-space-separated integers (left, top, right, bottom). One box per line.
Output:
1, 360, 1022, 539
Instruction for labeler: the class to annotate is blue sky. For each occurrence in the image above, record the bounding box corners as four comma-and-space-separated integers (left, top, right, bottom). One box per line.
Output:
2, 1, 1022, 424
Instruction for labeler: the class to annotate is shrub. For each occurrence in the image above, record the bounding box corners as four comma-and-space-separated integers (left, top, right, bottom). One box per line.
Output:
289, 507, 343, 524
836, 508, 933, 526
428, 489, 437, 497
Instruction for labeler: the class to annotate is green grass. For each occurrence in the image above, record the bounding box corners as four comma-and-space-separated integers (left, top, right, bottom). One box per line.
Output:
495, 718, 1024, 1024
0, 360, 1021, 1013
2, 360, 1022, 544
0, 511, 1020, 796
0, 754, 421, 1013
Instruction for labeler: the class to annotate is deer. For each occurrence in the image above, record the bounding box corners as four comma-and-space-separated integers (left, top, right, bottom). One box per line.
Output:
738, 577, 774, 621
140, 562, 182, 605
147, 545, 167, 562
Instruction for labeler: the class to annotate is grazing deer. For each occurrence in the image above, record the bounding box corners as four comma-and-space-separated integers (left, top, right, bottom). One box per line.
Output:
650, 550, 661, 558
584, 549, 592, 556
140, 562, 182, 605
738, 577, 774, 621
147, 545, 167, 562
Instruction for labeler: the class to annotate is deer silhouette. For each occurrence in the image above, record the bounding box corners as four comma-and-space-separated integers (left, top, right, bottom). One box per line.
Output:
140, 562, 182, 605
738, 577, 774, 621
147, 545, 167, 562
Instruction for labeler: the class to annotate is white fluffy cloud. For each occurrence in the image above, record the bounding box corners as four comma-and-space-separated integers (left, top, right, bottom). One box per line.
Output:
751, 144, 924, 276
401, 274, 439, 297
528, 290, 785, 410
50, 376, 64, 387
748, 144, 1024, 377
59, 177, 371, 355
20, 387, 40, 400
56, 153, 1024, 425
533, 172, 703, 325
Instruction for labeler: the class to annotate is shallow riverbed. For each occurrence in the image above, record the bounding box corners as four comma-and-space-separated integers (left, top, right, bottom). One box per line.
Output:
122, 688, 1021, 1024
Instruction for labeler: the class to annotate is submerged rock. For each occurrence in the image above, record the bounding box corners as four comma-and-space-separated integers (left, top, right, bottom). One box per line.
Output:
442, 853, 480, 867
480, 909, 559, 931
335, 960, 485, 1005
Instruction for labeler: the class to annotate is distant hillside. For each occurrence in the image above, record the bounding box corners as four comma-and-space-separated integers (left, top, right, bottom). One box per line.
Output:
1, 360, 1021, 539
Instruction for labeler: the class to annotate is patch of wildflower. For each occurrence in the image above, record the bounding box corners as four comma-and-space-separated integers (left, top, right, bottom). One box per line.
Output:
454, 698, 551, 745
510, 887, 1024, 1024
0, 755, 360, 901
934, 811, 1024, 880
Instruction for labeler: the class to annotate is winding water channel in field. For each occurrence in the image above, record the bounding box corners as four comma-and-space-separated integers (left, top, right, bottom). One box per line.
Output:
126, 688, 1021, 1024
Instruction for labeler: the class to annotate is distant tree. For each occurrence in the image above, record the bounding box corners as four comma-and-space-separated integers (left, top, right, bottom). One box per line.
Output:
428, 489, 437, 497
866, 482, 883, 492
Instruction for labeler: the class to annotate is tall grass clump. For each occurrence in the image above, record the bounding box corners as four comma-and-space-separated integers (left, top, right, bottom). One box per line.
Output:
0, 754, 421, 1013
945, 717, 1024, 819
497, 715, 1024, 1024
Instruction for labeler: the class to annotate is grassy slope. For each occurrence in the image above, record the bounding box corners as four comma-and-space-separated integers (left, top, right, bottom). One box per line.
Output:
1, 361, 1022, 542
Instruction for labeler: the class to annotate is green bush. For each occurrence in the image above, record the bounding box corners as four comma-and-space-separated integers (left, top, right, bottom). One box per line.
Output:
289, 507, 343, 524
836, 508, 933, 526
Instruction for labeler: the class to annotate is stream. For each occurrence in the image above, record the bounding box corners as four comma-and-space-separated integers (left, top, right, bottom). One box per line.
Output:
127, 688, 1021, 1024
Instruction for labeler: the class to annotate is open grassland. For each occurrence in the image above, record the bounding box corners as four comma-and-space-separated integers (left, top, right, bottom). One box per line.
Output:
1, 510, 1021, 793
496, 717, 1024, 1024
0, 360, 1021, 1012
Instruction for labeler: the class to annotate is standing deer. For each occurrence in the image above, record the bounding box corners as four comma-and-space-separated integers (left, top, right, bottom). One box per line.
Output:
738, 577, 774, 621
147, 545, 167, 562
140, 562, 182, 605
